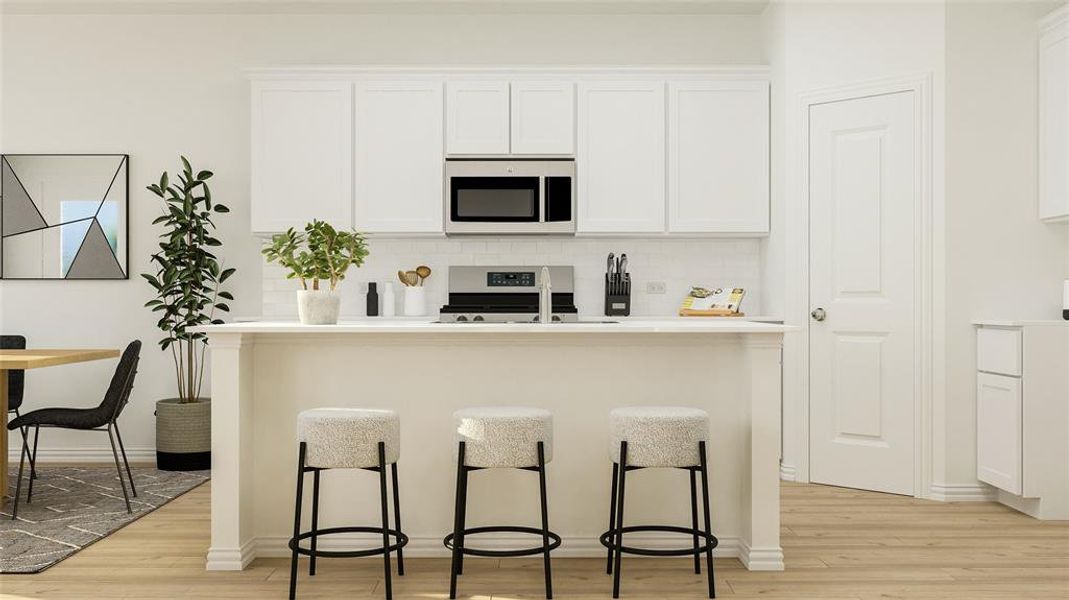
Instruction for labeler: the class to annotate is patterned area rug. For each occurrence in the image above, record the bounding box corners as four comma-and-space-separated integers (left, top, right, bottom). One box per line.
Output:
1, 465, 209, 573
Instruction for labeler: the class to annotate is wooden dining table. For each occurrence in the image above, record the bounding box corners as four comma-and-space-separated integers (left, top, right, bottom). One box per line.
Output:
1, 348, 120, 504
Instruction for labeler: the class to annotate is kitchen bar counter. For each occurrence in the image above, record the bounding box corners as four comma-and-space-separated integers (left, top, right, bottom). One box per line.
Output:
195, 319, 791, 573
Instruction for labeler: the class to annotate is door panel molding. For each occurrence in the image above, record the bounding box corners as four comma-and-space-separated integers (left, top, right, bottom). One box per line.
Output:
794, 73, 934, 498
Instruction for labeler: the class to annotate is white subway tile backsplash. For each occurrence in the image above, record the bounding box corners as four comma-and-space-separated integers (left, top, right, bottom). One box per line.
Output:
262, 236, 763, 319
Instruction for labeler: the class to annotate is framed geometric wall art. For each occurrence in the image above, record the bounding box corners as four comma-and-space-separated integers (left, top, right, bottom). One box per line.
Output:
1, 154, 129, 280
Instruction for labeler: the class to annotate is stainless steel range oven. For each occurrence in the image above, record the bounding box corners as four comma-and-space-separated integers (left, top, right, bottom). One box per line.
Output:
445, 159, 575, 235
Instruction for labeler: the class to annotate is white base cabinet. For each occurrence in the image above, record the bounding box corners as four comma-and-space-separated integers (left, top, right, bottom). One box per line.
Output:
974, 321, 1069, 520
1040, 6, 1069, 222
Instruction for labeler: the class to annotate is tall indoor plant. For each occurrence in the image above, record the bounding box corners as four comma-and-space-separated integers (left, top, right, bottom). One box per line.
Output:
262, 220, 369, 325
144, 157, 234, 471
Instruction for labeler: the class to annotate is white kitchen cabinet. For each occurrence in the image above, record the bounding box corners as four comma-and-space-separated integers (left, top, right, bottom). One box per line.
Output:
510, 82, 575, 155
577, 82, 666, 233
668, 81, 769, 233
446, 81, 510, 155
354, 81, 444, 233
1039, 6, 1069, 223
250, 80, 353, 232
973, 321, 1069, 520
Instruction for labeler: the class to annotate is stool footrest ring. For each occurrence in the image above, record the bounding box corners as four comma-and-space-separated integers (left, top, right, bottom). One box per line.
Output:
444, 525, 562, 558
289, 526, 409, 559
599, 525, 719, 557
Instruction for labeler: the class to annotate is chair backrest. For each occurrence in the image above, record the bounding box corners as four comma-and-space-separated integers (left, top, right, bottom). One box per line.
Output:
99, 340, 142, 422
1, 335, 26, 412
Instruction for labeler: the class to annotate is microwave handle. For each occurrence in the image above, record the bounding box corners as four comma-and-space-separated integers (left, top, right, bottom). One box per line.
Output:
539, 175, 548, 223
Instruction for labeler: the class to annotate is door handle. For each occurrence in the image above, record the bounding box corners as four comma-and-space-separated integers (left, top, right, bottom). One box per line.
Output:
810, 307, 826, 322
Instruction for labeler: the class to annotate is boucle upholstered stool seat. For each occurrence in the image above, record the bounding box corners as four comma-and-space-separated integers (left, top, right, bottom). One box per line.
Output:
297, 408, 401, 469
288, 408, 407, 600
454, 406, 554, 468
609, 406, 709, 467
446, 407, 559, 600
601, 406, 718, 599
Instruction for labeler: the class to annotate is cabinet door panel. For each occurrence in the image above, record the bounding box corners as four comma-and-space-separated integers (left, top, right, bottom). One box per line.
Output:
446, 81, 509, 155
251, 81, 352, 232
577, 82, 666, 233
668, 80, 769, 233
976, 372, 1022, 495
511, 81, 575, 155
354, 81, 444, 233
1039, 11, 1068, 221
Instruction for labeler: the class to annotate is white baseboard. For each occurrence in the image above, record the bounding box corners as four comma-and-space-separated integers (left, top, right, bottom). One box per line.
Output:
779, 462, 797, 482
7, 446, 156, 463
206, 540, 257, 571
929, 482, 997, 502
736, 537, 785, 571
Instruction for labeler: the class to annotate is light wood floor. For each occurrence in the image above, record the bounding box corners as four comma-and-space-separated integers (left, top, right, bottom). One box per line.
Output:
3, 480, 1067, 599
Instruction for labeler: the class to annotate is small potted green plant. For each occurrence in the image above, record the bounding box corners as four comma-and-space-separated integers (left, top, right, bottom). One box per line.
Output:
262, 220, 369, 325
143, 157, 234, 471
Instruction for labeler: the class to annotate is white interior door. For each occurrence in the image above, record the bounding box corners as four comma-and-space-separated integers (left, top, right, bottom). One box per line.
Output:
809, 91, 916, 496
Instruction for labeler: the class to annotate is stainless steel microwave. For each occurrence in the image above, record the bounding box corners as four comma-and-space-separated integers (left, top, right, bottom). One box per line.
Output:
445, 159, 575, 235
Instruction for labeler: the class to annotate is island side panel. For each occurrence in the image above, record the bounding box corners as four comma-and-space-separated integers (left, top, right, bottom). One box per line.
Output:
241, 332, 770, 565
742, 331, 785, 570
206, 332, 256, 570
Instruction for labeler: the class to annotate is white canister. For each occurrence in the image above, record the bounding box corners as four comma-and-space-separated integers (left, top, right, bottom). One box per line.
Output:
382, 282, 396, 317
403, 286, 426, 317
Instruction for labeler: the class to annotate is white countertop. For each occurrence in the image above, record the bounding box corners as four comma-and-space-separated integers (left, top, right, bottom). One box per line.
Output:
193, 317, 795, 334
971, 319, 1068, 327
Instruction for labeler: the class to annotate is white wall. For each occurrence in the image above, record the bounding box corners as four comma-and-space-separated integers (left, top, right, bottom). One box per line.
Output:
943, 0, 1069, 487
0, 8, 766, 460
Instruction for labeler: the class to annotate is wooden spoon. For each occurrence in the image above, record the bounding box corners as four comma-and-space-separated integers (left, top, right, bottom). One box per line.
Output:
397, 270, 410, 287
416, 265, 432, 286
404, 270, 419, 287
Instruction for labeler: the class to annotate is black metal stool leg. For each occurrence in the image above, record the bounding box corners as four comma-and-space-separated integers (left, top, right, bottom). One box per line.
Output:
456, 454, 469, 576
690, 468, 701, 574
606, 461, 618, 575
288, 443, 306, 600
391, 462, 405, 576
612, 441, 628, 599
537, 441, 553, 599
449, 441, 466, 600
11, 429, 29, 519
377, 442, 393, 600
699, 441, 715, 598
309, 469, 320, 576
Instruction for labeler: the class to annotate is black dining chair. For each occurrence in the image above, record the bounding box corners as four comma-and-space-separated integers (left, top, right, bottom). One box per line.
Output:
8, 340, 142, 519
2, 334, 38, 482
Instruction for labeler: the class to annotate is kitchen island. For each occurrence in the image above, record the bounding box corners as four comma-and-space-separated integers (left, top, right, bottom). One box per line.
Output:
194, 319, 792, 572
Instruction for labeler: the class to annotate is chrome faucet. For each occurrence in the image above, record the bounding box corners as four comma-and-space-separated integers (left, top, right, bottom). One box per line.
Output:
538, 266, 552, 324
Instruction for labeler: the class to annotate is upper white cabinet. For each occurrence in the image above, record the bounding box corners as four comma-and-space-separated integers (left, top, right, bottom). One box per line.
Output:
355, 81, 444, 233
446, 81, 510, 155
668, 81, 769, 233
577, 82, 666, 233
511, 82, 575, 155
1039, 6, 1069, 223
250, 80, 353, 233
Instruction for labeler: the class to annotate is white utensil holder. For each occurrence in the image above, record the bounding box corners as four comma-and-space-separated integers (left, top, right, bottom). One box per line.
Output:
403, 286, 426, 316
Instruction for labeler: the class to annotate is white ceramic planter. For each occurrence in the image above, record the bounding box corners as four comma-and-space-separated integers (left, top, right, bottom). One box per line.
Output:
403, 286, 426, 316
297, 289, 341, 325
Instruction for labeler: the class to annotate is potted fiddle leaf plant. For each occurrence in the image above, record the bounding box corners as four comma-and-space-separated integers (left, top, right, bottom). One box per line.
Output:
143, 157, 234, 471
262, 220, 369, 325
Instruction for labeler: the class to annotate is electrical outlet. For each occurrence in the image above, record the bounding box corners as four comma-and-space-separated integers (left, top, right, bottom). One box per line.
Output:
646, 281, 667, 295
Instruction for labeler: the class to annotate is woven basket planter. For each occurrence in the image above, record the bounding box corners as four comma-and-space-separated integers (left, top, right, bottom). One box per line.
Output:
156, 398, 211, 471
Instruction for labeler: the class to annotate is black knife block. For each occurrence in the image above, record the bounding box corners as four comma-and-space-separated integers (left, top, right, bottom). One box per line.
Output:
604, 273, 632, 317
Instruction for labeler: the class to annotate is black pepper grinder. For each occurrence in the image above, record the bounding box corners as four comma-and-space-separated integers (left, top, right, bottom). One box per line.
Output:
366, 282, 379, 317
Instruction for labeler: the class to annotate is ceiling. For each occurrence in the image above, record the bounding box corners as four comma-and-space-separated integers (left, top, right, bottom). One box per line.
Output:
0, 0, 772, 15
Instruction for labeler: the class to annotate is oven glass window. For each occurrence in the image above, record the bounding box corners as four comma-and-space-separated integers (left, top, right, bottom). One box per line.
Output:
451, 177, 539, 222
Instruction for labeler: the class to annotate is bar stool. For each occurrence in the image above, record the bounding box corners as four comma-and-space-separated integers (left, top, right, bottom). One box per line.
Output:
600, 406, 718, 598
288, 408, 408, 600
445, 406, 561, 600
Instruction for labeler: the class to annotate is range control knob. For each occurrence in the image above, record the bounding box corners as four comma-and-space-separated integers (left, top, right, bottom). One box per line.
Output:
472, 315, 485, 322
456, 315, 469, 322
